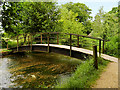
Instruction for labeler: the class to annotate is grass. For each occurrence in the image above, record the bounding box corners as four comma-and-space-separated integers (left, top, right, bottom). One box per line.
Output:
0, 49, 12, 53
55, 57, 109, 88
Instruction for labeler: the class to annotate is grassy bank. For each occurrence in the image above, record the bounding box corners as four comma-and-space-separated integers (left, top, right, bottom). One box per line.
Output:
55, 57, 109, 88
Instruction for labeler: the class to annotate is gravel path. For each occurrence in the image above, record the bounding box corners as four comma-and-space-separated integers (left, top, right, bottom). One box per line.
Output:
93, 62, 118, 88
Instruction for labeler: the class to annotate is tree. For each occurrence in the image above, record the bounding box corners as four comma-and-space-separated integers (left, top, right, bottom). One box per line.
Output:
91, 6, 119, 57
91, 6, 105, 39
2, 2, 60, 35
58, 7, 85, 35
2, 2, 60, 44
21, 2, 60, 34
2, 2, 23, 37
61, 2, 92, 34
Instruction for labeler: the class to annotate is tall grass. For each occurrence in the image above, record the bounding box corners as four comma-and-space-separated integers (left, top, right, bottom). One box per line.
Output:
55, 58, 109, 88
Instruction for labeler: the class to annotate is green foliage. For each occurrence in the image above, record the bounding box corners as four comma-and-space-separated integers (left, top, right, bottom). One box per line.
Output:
56, 58, 109, 88
91, 7, 118, 57
21, 2, 60, 34
2, 2, 23, 36
105, 35, 118, 57
2, 2, 60, 37
59, 7, 85, 35
60, 2, 92, 35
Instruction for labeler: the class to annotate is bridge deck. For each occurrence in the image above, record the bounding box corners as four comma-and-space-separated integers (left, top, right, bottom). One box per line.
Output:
32, 44, 118, 63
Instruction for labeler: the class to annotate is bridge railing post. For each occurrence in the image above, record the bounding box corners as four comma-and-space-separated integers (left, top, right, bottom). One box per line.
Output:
99, 40, 101, 57
102, 40, 104, 54
77, 35, 79, 48
28, 36, 30, 46
17, 36, 19, 52
93, 45, 98, 69
6, 39, 9, 50
30, 34, 32, 51
57, 32, 59, 44
41, 33, 42, 44
47, 33, 50, 53
70, 34, 72, 56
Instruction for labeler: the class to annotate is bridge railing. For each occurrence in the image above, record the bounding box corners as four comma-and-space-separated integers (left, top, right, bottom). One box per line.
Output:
6, 32, 107, 57
31, 32, 106, 56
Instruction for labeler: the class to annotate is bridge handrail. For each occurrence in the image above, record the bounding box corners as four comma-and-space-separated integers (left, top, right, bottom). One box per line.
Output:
5, 32, 108, 54
30, 32, 107, 41
7, 32, 108, 41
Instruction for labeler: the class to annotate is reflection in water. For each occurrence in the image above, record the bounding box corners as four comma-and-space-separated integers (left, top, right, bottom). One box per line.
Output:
0, 58, 14, 89
0, 52, 83, 88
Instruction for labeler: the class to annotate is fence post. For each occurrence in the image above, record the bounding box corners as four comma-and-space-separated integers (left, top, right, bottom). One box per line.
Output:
102, 40, 104, 54
93, 45, 98, 69
41, 33, 42, 44
70, 34, 72, 56
77, 35, 79, 48
99, 40, 101, 57
57, 32, 59, 44
47, 33, 50, 53
30, 35, 32, 51
17, 36, 19, 52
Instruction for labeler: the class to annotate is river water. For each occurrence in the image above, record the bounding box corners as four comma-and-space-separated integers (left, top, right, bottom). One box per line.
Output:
0, 52, 83, 88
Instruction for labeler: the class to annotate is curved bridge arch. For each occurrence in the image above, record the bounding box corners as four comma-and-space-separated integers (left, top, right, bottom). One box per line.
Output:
8, 32, 117, 62
10, 44, 92, 60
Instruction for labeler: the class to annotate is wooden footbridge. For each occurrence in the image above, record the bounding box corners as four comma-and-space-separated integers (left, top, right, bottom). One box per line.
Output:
6, 32, 118, 63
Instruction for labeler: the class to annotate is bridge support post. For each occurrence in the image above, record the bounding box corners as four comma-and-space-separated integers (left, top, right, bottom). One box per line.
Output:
99, 40, 101, 57
102, 40, 104, 54
70, 34, 72, 56
47, 33, 50, 53
77, 35, 79, 48
93, 45, 98, 69
17, 36, 19, 52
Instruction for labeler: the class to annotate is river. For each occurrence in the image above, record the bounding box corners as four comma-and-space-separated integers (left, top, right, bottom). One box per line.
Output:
0, 52, 83, 88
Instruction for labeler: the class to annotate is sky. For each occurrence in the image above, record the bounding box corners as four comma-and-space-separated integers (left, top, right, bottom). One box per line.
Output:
57, 0, 119, 20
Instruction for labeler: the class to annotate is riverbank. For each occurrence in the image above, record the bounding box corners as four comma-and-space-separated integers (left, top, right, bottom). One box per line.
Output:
0, 49, 12, 57
55, 58, 110, 88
